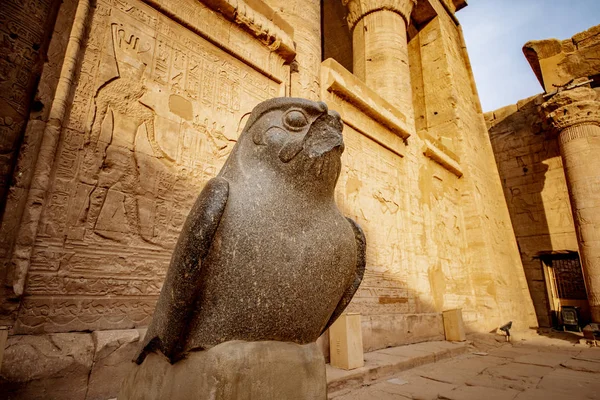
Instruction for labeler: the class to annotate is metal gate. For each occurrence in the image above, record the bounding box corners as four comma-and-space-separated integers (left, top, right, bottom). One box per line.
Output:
541, 252, 589, 327
549, 256, 588, 300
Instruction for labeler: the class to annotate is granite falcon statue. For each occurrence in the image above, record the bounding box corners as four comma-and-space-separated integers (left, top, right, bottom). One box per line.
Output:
136, 97, 366, 364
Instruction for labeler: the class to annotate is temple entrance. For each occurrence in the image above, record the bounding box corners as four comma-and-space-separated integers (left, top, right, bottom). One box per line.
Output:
541, 252, 590, 329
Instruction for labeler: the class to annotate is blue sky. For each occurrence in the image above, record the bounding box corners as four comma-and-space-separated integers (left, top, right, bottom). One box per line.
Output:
457, 0, 600, 112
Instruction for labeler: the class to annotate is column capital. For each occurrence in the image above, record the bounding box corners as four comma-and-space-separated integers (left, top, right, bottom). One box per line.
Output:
541, 86, 600, 133
342, 0, 417, 30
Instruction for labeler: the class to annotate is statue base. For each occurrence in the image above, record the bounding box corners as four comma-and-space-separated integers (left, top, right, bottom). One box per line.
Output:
119, 340, 326, 400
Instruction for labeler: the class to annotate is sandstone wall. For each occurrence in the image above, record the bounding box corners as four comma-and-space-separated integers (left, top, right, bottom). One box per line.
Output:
0, 0, 64, 323
2, 0, 292, 335
318, 0, 537, 347
487, 25, 600, 328
0, 0, 538, 397
486, 96, 577, 328
408, 0, 537, 331
0, 0, 61, 218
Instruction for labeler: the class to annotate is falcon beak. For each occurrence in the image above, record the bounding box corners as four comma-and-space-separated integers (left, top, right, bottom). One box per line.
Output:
304, 110, 344, 159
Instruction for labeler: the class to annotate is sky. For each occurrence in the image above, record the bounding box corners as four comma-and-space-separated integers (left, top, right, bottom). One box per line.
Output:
457, 0, 600, 112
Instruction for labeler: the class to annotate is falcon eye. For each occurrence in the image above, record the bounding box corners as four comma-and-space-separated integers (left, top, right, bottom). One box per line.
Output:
283, 110, 309, 131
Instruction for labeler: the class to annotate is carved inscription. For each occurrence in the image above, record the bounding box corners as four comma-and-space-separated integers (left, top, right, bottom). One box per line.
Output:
336, 125, 412, 314
16, 0, 284, 333
0, 0, 57, 228
334, 119, 465, 316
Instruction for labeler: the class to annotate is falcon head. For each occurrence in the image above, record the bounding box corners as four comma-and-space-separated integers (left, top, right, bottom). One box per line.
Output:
224, 98, 345, 193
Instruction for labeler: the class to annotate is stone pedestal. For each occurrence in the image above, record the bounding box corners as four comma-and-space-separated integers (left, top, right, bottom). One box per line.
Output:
442, 309, 466, 342
344, 0, 415, 126
329, 313, 364, 370
119, 341, 326, 400
542, 86, 600, 322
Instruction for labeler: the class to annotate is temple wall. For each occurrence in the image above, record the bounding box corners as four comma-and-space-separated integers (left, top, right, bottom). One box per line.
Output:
487, 25, 600, 328
486, 96, 578, 328
0, 0, 61, 221
0, 0, 538, 398
5, 0, 291, 335
0, 0, 65, 323
407, 0, 537, 331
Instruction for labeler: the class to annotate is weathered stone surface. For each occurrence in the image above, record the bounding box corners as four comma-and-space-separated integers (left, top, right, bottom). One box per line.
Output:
331, 337, 600, 400
513, 352, 572, 368
361, 313, 444, 352
536, 368, 600, 398
343, 0, 417, 29
137, 97, 366, 363
524, 24, 600, 93
120, 340, 326, 400
263, 0, 321, 100
326, 340, 470, 396
347, 0, 416, 125
492, 24, 600, 325
5, 0, 291, 334
0, 333, 94, 400
0, 1, 546, 397
541, 85, 600, 132
488, 93, 579, 328
0, 0, 61, 216
561, 358, 600, 373
86, 329, 143, 400
437, 385, 520, 400
481, 362, 553, 390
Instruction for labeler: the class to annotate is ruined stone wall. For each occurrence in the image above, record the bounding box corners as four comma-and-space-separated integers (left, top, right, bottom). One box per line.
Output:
487, 25, 600, 328
486, 96, 577, 328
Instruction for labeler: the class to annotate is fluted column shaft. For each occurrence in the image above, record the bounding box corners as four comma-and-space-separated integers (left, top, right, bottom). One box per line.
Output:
543, 86, 600, 322
343, 0, 415, 128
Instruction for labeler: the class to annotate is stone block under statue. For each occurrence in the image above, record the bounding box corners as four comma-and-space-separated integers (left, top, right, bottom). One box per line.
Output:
120, 341, 326, 400
119, 98, 366, 399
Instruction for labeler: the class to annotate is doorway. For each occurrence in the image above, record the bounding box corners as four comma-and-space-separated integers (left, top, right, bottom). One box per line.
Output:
541, 252, 590, 328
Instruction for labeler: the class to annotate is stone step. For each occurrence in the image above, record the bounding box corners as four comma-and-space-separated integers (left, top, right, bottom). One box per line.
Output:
326, 340, 471, 397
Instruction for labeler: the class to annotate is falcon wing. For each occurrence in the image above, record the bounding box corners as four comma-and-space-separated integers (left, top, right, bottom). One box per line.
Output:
320, 217, 366, 335
135, 177, 229, 364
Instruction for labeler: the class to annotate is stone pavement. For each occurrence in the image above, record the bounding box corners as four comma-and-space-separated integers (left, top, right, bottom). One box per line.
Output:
327, 340, 471, 394
329, 333, 600, 400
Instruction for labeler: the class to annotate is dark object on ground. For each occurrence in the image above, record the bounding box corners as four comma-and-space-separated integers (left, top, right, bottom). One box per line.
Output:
561, 306, 582, 332
499, 321, 512, 342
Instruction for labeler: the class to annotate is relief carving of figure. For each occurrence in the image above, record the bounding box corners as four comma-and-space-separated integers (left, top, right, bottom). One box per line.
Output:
78, 24, 169, 242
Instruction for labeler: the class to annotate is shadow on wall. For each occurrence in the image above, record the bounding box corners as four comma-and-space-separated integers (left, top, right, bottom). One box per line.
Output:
488, 95, 577, 328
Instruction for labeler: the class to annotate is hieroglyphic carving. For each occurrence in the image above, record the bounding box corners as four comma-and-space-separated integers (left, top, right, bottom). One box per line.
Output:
321, 55, 470, 317
336, 124, 412, 315
144, 0, 294, 76
15, 0, 285, 333
0, 0, 59, 212
16, 297, 156, 334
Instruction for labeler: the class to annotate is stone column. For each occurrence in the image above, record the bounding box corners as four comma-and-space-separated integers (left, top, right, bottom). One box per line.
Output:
343, 0, 415, 125
542, 86, 600, 322
263, 0, 321, 100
